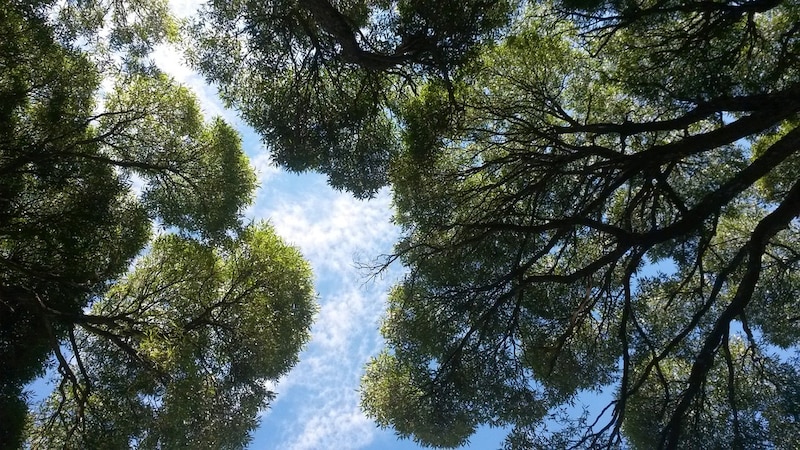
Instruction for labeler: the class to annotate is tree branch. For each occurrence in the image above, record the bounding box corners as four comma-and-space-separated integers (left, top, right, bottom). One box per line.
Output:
297, 0, 426, 70
661, 177, 800, 449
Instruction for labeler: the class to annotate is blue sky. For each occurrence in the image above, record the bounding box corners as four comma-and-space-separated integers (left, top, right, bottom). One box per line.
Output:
147, 4, 511, 448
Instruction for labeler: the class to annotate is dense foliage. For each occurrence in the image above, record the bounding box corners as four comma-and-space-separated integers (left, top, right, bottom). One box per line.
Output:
28, 226, 314, 449
192, 0, 800, 448
0, 2, 315, 447
189, 0, 516, 197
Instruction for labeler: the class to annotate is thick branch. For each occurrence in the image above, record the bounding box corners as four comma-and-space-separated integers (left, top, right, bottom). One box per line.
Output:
622, 104, 800, 169
297, 0, 423, 70
553, 85, 800, 137
636, 125, 800, 245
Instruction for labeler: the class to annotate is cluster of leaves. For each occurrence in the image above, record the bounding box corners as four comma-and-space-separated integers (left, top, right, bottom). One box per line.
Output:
189, 0, 517, 197
188, 0, 800, 448
1, 1, 315, 448
371, 2, 800, 448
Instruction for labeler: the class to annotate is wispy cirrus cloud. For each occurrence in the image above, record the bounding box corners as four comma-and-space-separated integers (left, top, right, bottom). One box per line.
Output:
286, 402, 377, 450
258, 181, 396, 274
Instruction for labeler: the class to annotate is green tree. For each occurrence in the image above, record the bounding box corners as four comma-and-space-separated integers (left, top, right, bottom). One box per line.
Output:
190, 0, 800, 448
364, 4, 800, 449
0, 2, 309, 447
52, 0, 179, 72
27, 224, 315, 449
1, 6, 147, 445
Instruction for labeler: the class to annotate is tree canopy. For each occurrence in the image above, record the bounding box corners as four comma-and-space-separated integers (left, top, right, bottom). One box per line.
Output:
27, 225, 315, 449
1, 2, 315, 447
190, 0, 800, 448
189, 0, 516, 197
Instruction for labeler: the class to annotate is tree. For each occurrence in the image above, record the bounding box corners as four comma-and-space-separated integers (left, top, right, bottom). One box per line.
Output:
1, 2, 314, 447
191, 0, 800, 448
52, 0, 179, 72
27, 225, 315, 449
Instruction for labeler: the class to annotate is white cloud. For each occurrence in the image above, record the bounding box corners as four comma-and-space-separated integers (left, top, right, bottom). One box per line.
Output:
288, 403, 377, 450
168, 0, 204, 19
247, 183, 404, 449
259, 186, 397, 274
250, 151, 280, 187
